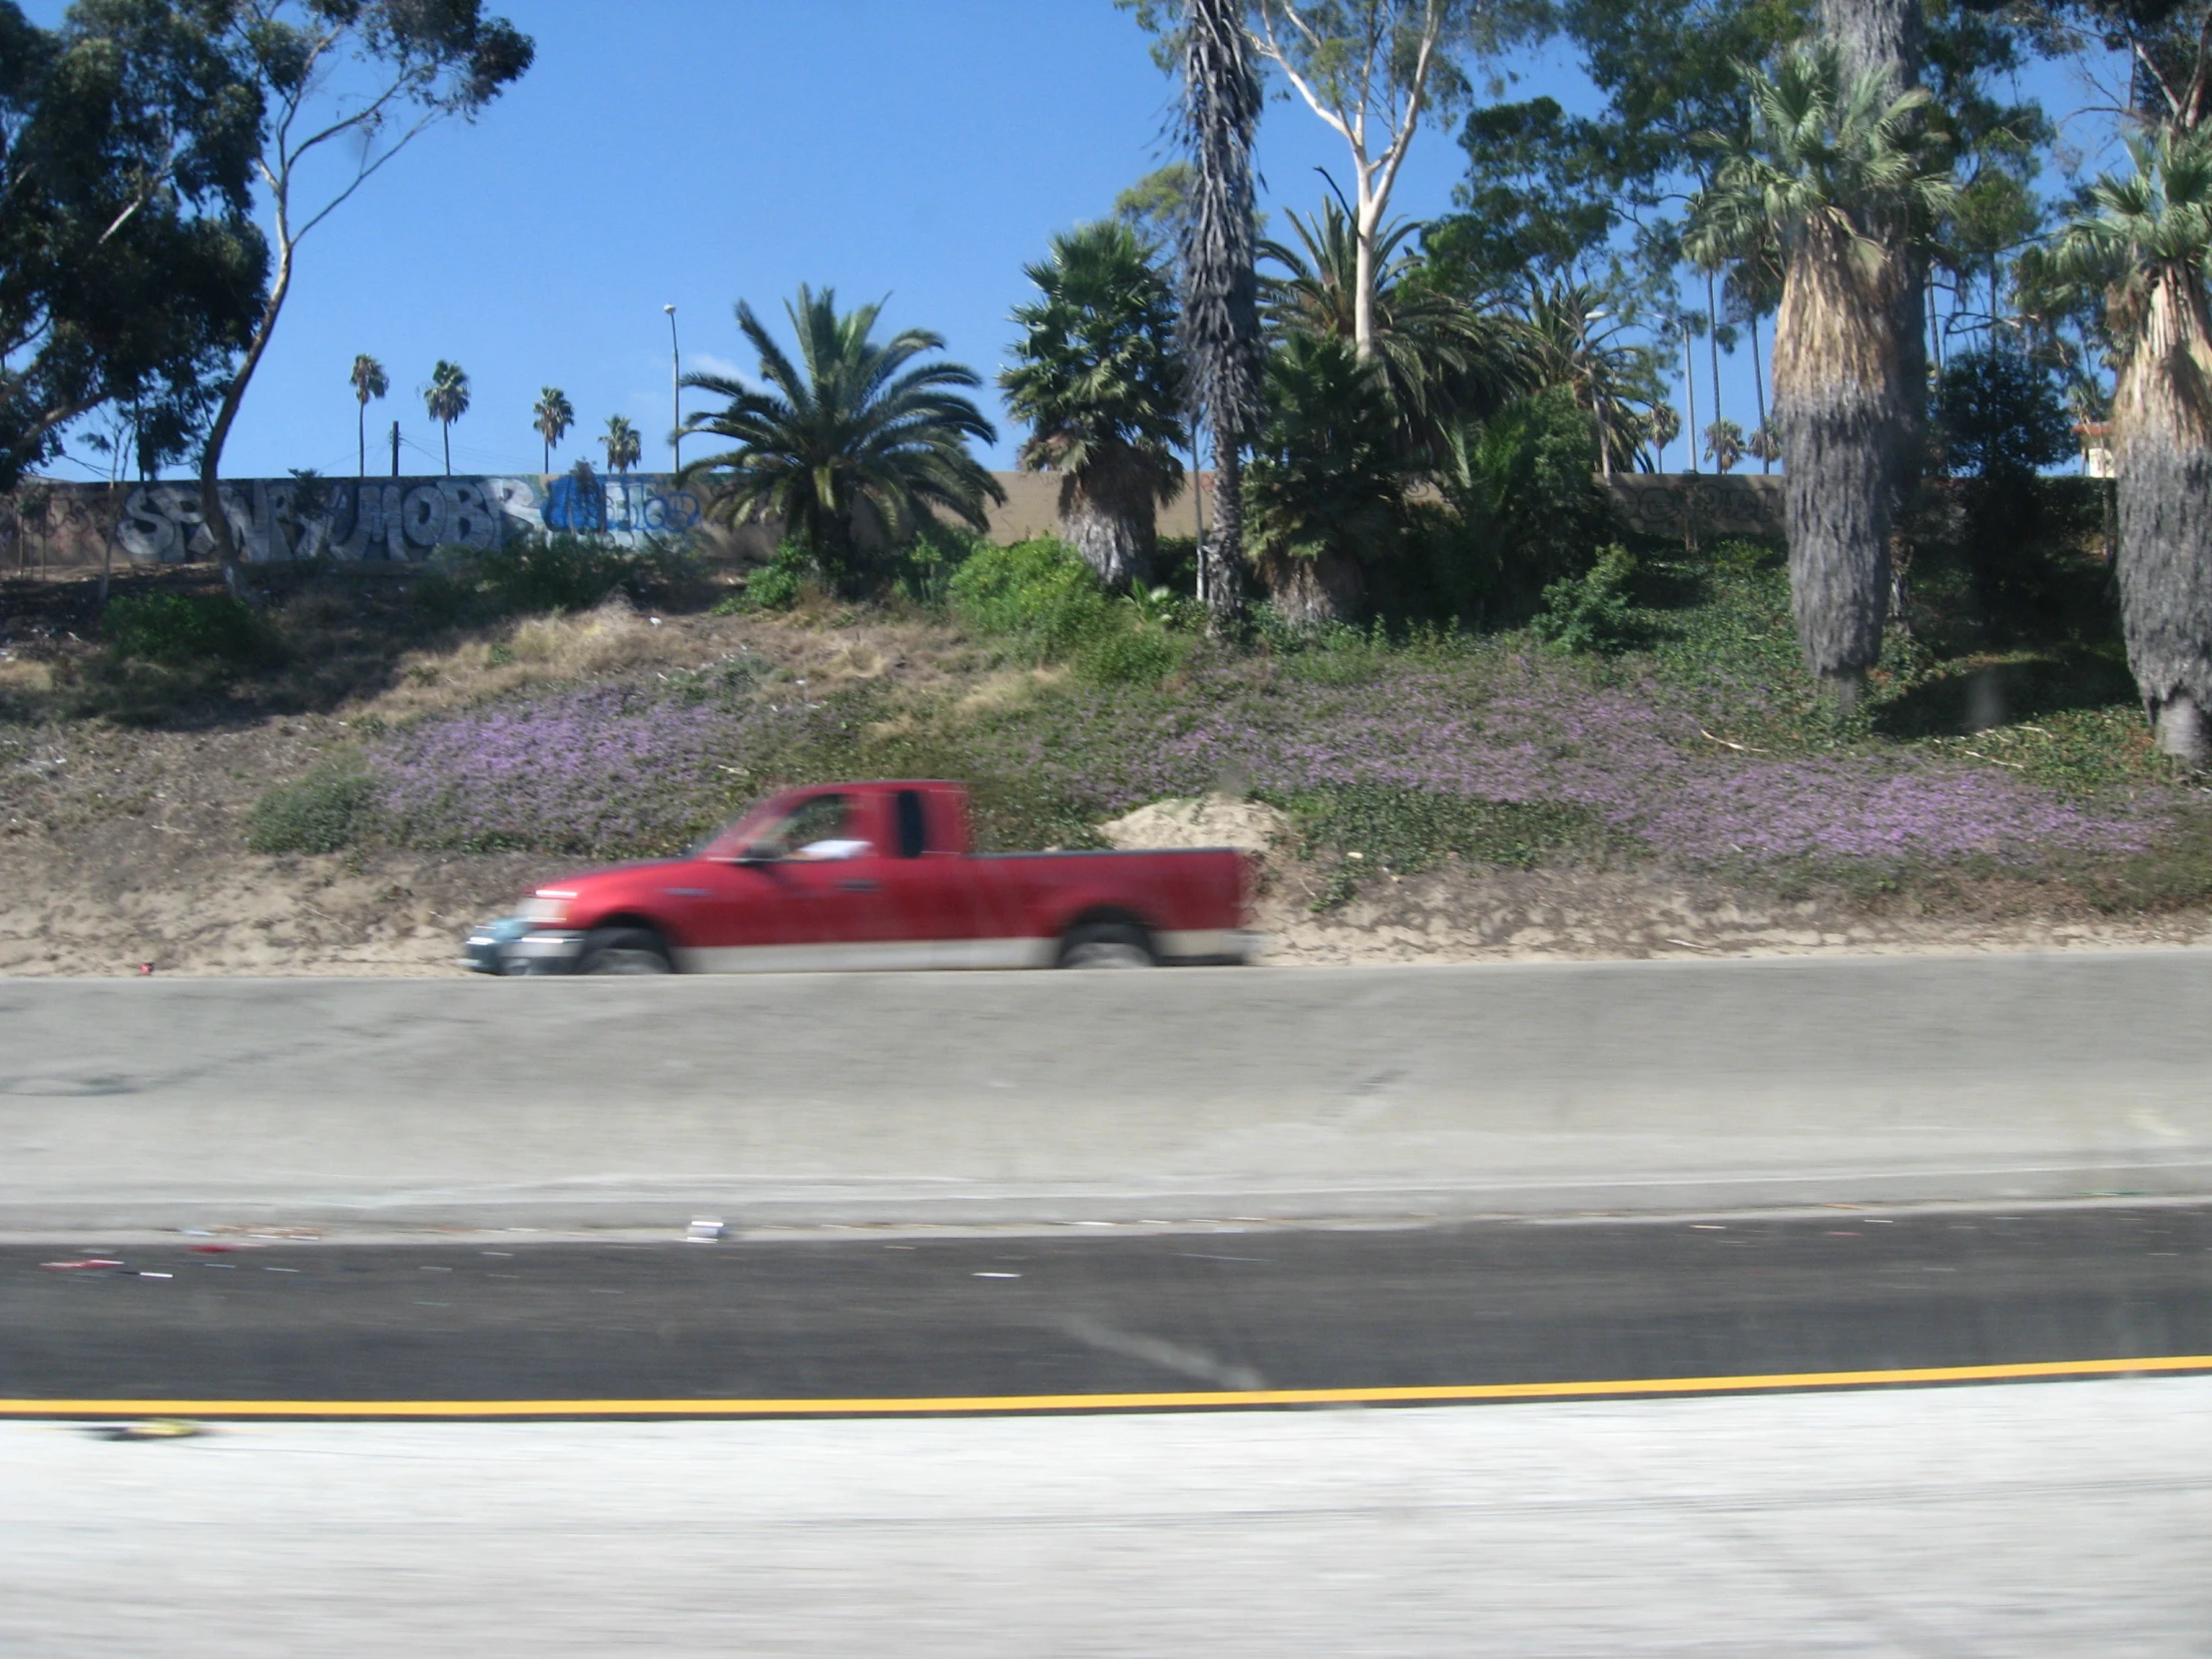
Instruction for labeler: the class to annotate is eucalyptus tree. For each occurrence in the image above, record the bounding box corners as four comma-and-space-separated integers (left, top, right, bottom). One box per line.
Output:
532, 386, 574, 473
1131, 0, 1550, 361
1002, 221, 1187, 591
194, 0, 532, 585
1692, 48, 1952, 710
422, 359, 468, 474
0, 0, 267, 493
678, 286, 1003, 594
601, 413, 641, 474
349, 354, 386, 477
2054, 132, 2212, 765
1175, 0, 1267, 629
1259, 196, 1531, 459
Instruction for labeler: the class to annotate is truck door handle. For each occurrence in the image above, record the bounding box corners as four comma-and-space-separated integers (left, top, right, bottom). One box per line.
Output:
836, 877, 880, 892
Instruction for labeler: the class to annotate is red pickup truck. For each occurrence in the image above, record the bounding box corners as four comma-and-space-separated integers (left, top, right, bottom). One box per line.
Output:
461, 781, 1264, 975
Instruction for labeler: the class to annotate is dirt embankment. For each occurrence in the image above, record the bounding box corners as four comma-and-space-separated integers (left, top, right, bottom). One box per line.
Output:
5, 783, 2200, 979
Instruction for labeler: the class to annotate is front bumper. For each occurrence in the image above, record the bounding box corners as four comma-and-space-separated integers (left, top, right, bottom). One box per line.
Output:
458, 917, 586, 975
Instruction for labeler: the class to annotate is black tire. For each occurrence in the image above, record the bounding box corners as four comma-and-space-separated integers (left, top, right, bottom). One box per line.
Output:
1057, 921, 1155, 969
577, 926, 674, 975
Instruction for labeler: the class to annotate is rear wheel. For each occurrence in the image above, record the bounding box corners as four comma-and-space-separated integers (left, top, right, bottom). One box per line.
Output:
1057, 922, 1155, 969
578, 926, 674, 975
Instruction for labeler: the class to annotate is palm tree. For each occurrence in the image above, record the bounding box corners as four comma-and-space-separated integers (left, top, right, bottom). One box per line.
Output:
1692, 46, 1952, 710
1645, 401, 1682, 471
2055, 130, 2212, 766
1747, 418, 1785, 469
422, 360, 470, 476
533, 387, 575, 474
1246, 333, 1404, 624
602, 413, 642, 474
1001, 221, 1187, 591
349, 354, 387, 478
1177, 0, 1266, 632
1517, 279, 1659, 480
678, 285, 1003, 593
1704, 419, 1747, 473
1259, 196, 1530, 460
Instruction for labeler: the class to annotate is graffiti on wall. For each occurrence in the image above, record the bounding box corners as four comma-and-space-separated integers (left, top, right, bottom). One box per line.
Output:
14, 473, 706, 567
1605, 473, 1786, 542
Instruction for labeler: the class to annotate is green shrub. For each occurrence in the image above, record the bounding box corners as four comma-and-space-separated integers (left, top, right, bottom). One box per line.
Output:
728, 541, 813, 612
945, 536, 1112, 660
1440, 384, 1613, 616
103, 593, 285, 672
1074, 625, 1187, 685
889, 522, 981, 605
476, 534, 634, 614
247, 759, 381, 853
1532, 543, 1641, 654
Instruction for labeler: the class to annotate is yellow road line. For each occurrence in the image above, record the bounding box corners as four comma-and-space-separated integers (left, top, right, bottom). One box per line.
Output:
5, 1355, 2212, 1417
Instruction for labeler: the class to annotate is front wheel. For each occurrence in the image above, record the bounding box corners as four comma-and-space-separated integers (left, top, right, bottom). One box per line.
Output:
577, 926, 674, 974
1057, 922, 1155, 969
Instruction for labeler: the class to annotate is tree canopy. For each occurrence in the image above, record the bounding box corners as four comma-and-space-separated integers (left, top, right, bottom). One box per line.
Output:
0, 0, 269, 491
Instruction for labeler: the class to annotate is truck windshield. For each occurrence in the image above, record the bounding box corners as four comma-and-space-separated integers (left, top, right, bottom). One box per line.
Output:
689, 793, 792, 858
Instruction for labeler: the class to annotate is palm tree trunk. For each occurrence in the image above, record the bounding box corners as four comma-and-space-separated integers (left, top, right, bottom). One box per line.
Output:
1683, 327, 1699, 474
1706, 271, 1724, 446
358, 401, 366, 479
1062, 450, 1156, 592
442, 422, 451, 475
1261, 546, 1363, 626
1823, 0, 1927, 504
2112, 271, 2212, 767
1775, 225, 1903, 711
1204, 443, 1247, 631
1751, 309, 1771, 472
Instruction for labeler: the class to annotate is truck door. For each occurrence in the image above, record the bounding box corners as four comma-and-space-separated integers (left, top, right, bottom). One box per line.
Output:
688, 790, 888, 968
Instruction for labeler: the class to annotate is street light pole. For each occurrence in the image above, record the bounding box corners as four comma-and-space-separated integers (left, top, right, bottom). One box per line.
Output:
664, 304, 681, 474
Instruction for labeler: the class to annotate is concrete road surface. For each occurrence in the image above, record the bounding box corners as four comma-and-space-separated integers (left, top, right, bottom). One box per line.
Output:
6, 950, 2212, 1230
6, 1379, 2208, 1657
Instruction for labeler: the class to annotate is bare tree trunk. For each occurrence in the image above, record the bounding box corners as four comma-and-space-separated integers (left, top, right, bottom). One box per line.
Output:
1354, 201, 1379, 360
200, 231, 294, 599
1060, 451, 1157, 592
2112, 274, 2212, 768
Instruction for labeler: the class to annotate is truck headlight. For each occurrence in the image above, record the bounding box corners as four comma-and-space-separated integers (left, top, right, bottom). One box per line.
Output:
519, 892, 573, 925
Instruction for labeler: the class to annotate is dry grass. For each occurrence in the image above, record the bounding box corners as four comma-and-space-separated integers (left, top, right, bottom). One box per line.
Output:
337, 602, 988, 727
0, 658, 54, 695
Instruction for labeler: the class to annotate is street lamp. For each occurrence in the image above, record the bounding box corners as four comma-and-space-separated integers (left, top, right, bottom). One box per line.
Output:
664, 303, 680, 473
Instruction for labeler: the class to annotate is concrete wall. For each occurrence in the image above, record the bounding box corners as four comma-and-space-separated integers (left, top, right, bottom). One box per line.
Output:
2, 470, 1219, 575
2, 472, 726, 572
3, 951, 2208, 1232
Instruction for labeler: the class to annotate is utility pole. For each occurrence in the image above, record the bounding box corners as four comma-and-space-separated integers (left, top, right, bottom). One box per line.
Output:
390, 420, 400, 478
664, 303, 681, 473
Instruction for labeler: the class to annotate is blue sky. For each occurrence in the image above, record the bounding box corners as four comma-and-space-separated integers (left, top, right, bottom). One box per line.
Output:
31, 2, 2109, 483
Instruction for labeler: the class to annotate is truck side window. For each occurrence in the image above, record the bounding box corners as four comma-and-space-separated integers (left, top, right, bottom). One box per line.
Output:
894, 790, 928, 859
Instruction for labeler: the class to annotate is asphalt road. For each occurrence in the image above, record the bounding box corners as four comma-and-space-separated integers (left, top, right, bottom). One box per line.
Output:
9, 1203, 2210, 1405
